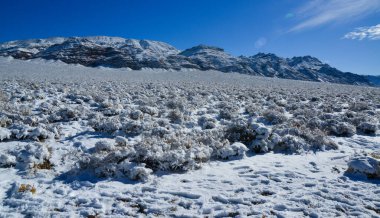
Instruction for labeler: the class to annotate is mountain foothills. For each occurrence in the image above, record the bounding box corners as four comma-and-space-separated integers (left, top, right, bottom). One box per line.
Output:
0, 36, 376, 86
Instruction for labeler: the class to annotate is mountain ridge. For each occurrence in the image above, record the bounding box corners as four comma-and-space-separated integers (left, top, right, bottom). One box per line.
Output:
0, 36, 376, 86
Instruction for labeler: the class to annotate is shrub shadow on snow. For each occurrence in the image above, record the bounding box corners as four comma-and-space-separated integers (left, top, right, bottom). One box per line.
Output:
55, 169, 141, 185
343, 172, 380, 184
62, 131, 113, 142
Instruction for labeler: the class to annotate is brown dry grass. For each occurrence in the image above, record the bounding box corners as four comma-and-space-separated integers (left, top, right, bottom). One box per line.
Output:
18, 184, 36, 194
33, 159, 53, 170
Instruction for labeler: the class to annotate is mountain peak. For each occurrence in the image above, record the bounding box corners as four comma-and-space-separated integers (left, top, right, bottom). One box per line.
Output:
179, 44, 225, 57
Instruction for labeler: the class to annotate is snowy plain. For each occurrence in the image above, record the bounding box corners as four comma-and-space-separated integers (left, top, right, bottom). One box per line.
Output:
0, 57, 379, 217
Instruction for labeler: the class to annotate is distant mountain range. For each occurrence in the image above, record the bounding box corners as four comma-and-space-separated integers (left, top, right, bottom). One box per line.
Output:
0, 36, 378, 86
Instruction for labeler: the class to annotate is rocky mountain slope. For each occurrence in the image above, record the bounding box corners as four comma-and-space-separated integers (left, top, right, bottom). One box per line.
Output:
0, 36, 376, 86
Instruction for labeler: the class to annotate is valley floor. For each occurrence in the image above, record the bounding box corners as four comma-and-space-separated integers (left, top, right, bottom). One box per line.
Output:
0, 58, 379, 217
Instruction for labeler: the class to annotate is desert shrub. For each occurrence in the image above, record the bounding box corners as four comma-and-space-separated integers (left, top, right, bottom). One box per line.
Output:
16, 143, 51, 170
274, 99, 287, 107
245, 104, 260, 116
0, 90, 7, 102
17, 184, 37, 194
349, 102, 371, 112
249, 123, 273, 153
167, 109, 183, 124
219, 108, 237, 120
139, 105, 158, 116
268, 125, 338, 153
216, 102, 238, 120
198, 116, 217, 129
345, 112, 376, 127
294, 127, 338, 151
130, 110, 143, 120
33, 159, 53, 170
166, 99, 184, 111
122, 121, 145, 135
216, 142, 248, 159
321, 121, 356, 137
0, 154, 16, 167
224, 119, 256, 145
357, 121, 378, 135
18, 105, 32, 116
90, 117, 122, 133
115, 136, 128, 147
23, 116, 40, 127
262, 109, 288, 125
151, 127, 170, 138
305, 117, 322, 130
49, 108, 80, 122
7, 124, 51, 141
103, 108, 122, 116
272, 135, 309, 153
0, 115, 12, 127
95, 140, 115, 152
132, 133, 213, 171
79, 145, 152, 181
0, 127, 11, 141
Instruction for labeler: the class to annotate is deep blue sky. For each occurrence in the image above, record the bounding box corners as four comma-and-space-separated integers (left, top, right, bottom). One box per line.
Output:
1, 0, 379, 75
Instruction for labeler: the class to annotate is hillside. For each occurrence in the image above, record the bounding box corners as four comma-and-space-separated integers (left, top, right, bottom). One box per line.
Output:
0, 36, 376, 86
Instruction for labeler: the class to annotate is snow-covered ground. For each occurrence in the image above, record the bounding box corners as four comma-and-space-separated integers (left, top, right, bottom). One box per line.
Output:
0, 58, 379, 217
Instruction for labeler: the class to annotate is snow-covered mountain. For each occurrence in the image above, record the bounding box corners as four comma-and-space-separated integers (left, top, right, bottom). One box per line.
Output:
0, 36, 375, 86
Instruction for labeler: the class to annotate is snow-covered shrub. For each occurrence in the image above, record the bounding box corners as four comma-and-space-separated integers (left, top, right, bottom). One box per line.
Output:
139, 105, 158, 116
0, 127, 11, 141
273, 134, 309, 153
349, 102, 371, 112
219, 108, 234, 120
299, 129, 338, 151
216, 142, 248, 159
95, 140, 115, 153
103, 108, 122, 116
306, 117, 323, 130
79, 145, 152, 181
0, 154, 16, 167
151, 127, 170, 138
7, 124, 52, 141
262, 109, 288, 125
166, 99, 184, 111
17, 143, 51, 169
130, 110, 143, 120
23, 116, 41, 127
218, 103, 238, 120
131, 132, 215, 171
115, 136, 128, 147
323, 121, 356, 137
18, 105, 32, 116
245, 104, 260, 116
122, 121, 145, 135
274, 124, 338, 151
167, 109, 183, 124
249, 123, 273, 153
49, 108, 80, 122
347, 154, 380, 179
224, 119, 256, 145
90, 117, 122, 133
0, 90, 7, 102
99, 100, 113, 109
0, 115, 12, 127
118, 160, 152, 181
29, 127, 50, 141
198, 115, 217, 129
357, 121, 378, 135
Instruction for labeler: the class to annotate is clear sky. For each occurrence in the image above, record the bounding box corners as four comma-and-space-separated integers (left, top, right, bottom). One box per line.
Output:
0, 0, 379, 75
